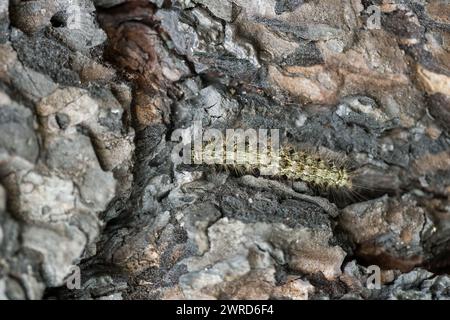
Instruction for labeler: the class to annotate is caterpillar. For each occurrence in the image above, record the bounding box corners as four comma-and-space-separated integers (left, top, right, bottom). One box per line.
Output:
278, 147, 352, 190
190, 141, 353, 191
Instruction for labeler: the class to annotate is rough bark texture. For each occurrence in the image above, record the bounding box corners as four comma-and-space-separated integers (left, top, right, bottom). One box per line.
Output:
1, 0, 450, 300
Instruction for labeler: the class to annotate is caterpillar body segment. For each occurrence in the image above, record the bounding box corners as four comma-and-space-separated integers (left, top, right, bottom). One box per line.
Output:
190, 141, 353, 191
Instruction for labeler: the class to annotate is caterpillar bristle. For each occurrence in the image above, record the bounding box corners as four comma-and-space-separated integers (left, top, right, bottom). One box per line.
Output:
189, 140, 354, 193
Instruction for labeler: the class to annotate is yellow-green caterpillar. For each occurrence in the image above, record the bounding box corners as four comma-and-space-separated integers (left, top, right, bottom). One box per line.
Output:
278, 147, 352, 189
191, 141, 352, 190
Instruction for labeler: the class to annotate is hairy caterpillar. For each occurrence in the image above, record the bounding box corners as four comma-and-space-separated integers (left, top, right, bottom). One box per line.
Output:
190, 141, 353, 191
278, 147, 352, 189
